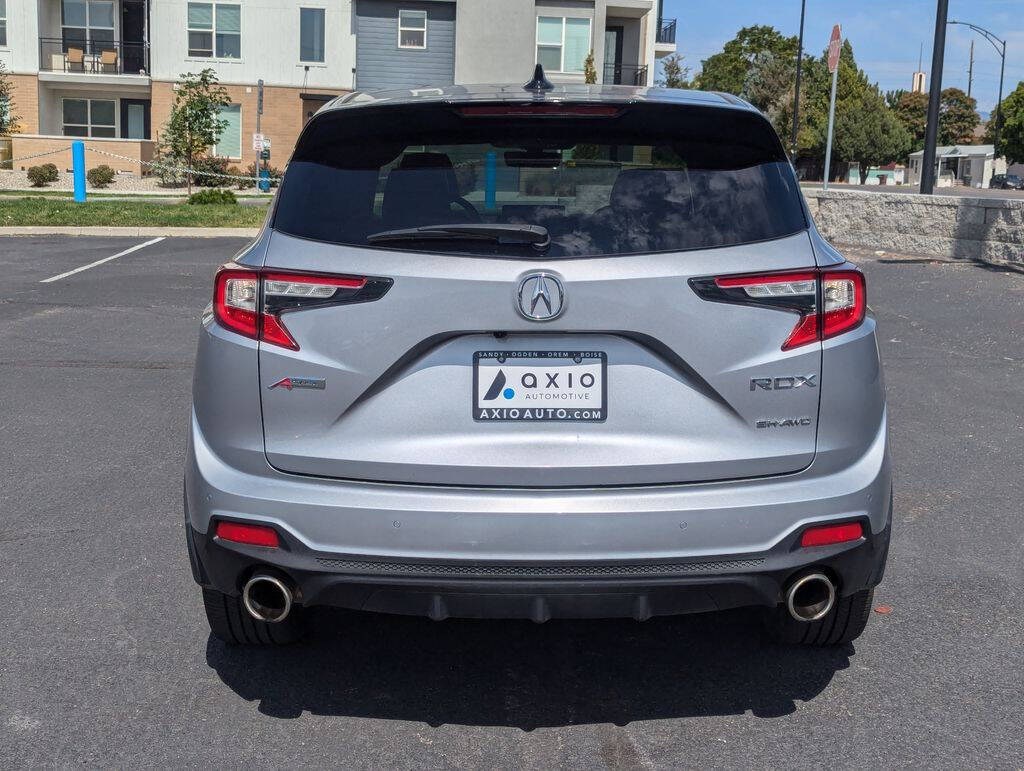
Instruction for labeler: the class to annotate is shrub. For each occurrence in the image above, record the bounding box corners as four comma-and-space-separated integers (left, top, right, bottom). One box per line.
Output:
188, 188, 237, 205
86, 164, 116, 188
192, 155, 230, 186
239, 161, 281, 189
27, 163, 59, 187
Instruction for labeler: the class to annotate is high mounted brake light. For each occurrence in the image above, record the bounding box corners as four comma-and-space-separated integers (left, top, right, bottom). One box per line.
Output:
690, 268, 866, 351
457, 104, 622, 117
213, 266, 391, 351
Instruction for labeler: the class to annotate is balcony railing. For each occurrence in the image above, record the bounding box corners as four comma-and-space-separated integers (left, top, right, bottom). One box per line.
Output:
656, 18, 677, 45
604, 63, 649, 87
39, 37, 150, 76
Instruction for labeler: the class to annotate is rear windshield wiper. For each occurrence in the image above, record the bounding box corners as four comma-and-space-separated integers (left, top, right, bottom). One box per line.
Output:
366, 223, 550, 251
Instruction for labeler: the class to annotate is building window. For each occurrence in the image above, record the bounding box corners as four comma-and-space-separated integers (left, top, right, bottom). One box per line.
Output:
0, 0, 7, 48
398, 9, 426, 49
62, 98, 116, 138
213, 104, 241, 158
299, 7, 325, 63
61, 0, 115, 54
536, 16, 591, 74
188, 2, 240, 59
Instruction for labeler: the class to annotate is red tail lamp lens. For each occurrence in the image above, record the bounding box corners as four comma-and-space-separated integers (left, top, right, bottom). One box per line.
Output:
800, 522, 864, 548
213, 267, 259, 340
215, 521, 280, 548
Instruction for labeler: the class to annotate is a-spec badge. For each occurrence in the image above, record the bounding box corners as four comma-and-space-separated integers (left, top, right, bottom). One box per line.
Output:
268, 377, 326, 391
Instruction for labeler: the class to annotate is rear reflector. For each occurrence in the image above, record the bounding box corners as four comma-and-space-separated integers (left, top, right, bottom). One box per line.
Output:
800, 521, 864, 548
215, 521, 280, 548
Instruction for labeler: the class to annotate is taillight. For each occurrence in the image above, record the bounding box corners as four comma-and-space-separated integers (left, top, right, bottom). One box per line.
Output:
800, 521, 864, 548
213, 266, 259, 340
821, 271, 866, 341
215, 520, 280, 548
690, 268, 866, 350
212, 265, 392, 350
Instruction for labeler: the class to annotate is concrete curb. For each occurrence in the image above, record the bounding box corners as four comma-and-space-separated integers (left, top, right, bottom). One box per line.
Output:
0, 226, 260, 238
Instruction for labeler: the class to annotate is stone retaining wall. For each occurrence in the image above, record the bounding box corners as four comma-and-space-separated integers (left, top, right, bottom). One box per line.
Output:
804, 188, 1024, 263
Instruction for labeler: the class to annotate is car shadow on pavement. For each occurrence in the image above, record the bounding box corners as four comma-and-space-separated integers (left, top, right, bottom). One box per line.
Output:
206, 607, 853, 728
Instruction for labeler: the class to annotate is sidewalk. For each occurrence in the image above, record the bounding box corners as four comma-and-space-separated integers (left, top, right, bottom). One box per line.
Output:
0, 225, 260, 238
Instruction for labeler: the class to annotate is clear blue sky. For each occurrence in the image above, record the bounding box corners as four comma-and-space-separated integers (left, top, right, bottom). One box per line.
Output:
661, 0, 1023, 113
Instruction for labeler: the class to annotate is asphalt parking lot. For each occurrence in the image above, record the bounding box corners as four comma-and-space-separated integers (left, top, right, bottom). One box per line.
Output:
2, 236, 1023, 767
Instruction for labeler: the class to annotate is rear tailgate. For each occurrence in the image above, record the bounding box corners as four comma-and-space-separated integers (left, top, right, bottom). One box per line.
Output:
259, 230, 821, 486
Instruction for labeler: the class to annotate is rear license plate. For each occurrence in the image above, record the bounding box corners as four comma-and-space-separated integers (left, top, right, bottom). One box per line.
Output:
473, 351, 607, 421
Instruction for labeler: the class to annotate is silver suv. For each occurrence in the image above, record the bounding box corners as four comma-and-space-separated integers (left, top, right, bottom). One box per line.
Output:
185, 75, 891, 647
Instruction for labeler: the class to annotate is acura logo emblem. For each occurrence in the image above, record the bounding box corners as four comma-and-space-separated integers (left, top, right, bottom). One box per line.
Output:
517, 273, 564, 320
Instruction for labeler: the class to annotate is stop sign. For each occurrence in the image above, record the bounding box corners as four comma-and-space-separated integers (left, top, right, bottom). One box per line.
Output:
827, 25, 842, 73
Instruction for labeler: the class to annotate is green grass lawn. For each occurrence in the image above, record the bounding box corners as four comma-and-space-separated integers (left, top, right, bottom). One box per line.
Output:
0, 197, 268, 227
0, 190, 273, 199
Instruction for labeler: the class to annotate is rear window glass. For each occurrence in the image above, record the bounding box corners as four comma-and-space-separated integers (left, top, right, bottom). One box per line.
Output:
273, 102, 806, 257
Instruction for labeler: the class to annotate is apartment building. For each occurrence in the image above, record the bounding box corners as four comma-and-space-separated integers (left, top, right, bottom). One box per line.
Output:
1, 0, 676, 174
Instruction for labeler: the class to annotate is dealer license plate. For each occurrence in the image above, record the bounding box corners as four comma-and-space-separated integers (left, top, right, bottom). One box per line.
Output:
473, 351, 607, 421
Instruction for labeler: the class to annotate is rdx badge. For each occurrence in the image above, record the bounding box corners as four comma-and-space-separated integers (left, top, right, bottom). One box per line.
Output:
750, 375, 818, 391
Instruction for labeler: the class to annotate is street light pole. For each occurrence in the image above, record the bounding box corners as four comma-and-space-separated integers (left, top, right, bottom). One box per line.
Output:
920, 0, 949, 195
790, 0, 806, 158
948, 21, 1007, 155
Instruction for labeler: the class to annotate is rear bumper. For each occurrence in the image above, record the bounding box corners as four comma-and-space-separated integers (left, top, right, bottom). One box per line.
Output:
186, 516, 890, 621
184, 406, 893, 620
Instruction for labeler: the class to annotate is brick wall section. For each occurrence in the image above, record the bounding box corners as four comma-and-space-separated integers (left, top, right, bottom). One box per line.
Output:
8, 75, 41, 134
10, 135, 156, 174
151, 81, 347, 170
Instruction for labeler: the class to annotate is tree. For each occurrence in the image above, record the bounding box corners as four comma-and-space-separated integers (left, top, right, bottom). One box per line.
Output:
986, 81, 1024, 163
938, 87, 979, 145
884, 89, 907, 110
893, 91, 928, 151
742, 51, 796, 138
802, 41, 911, 182
892, 88, 979, 152
583, 51, 597, 85
697, 25, 798, 95
0, 62, 22, 136
657, 53, 691, 89
833, 92, 912, 182
159, 69, 230, 194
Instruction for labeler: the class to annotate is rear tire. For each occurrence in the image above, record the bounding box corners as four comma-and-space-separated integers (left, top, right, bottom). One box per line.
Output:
766, 587, 874, 646
202, 587, 306, 645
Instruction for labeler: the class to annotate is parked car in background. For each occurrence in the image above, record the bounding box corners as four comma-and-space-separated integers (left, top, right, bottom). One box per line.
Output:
185, 71, 892, 649
990, 174, 1024, 190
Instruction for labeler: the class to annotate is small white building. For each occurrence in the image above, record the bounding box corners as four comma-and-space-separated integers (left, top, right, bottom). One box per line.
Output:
906, 145, 1007, 189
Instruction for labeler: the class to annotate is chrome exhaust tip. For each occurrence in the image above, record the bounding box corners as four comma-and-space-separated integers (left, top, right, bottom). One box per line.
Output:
785, 572, 836, 622
242, 574, 293, 623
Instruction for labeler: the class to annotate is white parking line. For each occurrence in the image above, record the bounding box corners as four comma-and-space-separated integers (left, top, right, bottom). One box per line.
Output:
39, 237, 166, 283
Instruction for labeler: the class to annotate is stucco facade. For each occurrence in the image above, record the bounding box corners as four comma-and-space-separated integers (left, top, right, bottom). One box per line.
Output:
2, 0, 675, 174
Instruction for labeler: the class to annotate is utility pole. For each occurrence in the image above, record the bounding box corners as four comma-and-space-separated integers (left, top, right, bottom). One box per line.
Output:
967, 40, 974, 97
920, 0, 949, 195
790, 0, 807, 158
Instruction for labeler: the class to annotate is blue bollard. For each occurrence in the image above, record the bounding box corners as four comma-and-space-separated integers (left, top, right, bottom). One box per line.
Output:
72, 141, 86, 202
484, 150, 497, 211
